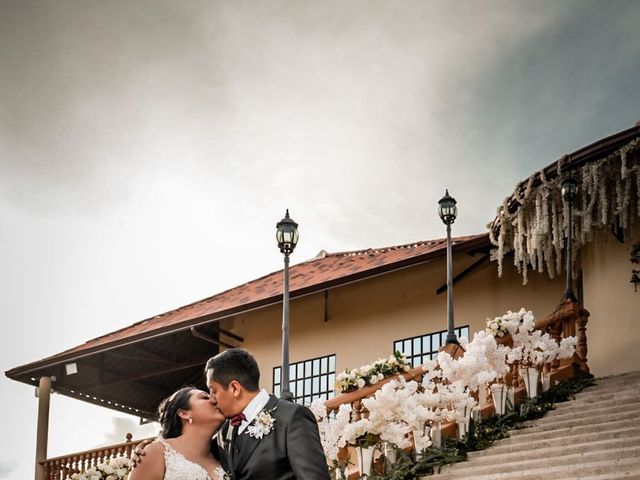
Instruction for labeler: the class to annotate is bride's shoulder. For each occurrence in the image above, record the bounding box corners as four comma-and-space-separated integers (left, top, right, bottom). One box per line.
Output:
143, 440, 167, 456
137, 439, 171, 460
127, 440, 166, 480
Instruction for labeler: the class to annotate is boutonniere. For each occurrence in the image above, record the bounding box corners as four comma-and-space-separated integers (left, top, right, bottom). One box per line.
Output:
246, 406, 276, 439
214, 466, 230, 480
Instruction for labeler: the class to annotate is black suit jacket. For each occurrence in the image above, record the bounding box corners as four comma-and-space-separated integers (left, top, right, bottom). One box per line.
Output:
214, 395, 330, 480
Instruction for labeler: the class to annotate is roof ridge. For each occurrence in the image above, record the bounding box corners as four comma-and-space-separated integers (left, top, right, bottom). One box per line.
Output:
325, 233, 483, 257
9, 232, 490, 371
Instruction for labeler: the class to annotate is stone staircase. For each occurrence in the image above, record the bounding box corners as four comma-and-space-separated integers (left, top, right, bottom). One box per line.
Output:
435, 371, 640, 479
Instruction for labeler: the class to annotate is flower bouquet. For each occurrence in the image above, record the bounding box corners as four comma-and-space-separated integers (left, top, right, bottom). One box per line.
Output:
70, 456, 132, 480
335, 352, 412, 393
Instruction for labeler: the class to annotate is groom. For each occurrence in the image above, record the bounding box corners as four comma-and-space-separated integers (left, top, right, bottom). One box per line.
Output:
207, 348, 329, 480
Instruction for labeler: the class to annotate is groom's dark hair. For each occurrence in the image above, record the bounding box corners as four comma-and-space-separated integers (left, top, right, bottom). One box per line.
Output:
205, 348, 260, 392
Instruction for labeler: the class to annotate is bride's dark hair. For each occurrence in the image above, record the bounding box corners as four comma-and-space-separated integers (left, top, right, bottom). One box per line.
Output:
158, 387, 196, 439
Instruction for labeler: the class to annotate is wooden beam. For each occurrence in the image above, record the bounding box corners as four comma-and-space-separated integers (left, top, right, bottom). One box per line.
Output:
217, 327, 244, 343
89, 357, 212, 389
53, 384, 156, 419
104, 350, 177, 366
190, 327, 235, 349
436, 254, 489, 295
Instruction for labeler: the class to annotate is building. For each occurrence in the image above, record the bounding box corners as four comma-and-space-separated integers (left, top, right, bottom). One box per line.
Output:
6, 123, 640, 479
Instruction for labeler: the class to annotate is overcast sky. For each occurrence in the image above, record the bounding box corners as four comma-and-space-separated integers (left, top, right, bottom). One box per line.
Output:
1, 1, 639, 478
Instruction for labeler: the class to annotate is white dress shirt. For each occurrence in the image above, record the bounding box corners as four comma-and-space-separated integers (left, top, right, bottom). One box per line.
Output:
238, 388, 270, 434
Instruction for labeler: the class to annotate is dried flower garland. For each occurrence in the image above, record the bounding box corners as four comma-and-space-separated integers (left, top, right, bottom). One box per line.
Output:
489, 138, 640, 283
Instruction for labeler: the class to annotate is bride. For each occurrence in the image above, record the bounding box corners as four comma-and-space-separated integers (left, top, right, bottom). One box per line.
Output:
129, 387, 227, 480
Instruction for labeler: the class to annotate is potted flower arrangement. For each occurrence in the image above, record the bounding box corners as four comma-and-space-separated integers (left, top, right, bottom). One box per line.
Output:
334, 351, 412, 393
503, 309, 577, 398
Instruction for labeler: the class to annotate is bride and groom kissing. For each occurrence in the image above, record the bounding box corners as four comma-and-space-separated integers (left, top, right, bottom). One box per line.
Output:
129, 348, 330, 480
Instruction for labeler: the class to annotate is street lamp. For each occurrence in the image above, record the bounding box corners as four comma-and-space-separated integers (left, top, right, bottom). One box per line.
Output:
276, 209, 299, 401
438, 190, 458, 344
561, 177, 578, 302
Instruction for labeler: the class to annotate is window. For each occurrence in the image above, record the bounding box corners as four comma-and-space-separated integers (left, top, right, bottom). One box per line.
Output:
394, 326, 469, 367
273, 354, 336, 406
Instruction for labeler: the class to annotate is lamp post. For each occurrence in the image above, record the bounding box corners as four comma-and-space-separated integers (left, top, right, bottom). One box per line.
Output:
438, 190, 458, 344
561, 177, 578, 302
276, 209, 299, 401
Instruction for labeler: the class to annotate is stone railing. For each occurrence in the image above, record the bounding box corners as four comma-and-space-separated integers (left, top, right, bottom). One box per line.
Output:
40, 433, 154, 480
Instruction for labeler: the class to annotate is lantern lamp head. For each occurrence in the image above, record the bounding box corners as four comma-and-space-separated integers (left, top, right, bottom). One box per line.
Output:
561, 177, 579, 202
276, 209, 299, 255
438, 190, 458, 225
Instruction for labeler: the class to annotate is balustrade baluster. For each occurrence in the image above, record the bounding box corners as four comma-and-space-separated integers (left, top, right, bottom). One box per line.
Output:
576, 309, 590, 374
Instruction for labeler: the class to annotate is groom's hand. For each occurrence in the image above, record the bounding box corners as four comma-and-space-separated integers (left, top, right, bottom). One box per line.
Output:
130, 439, 154, 468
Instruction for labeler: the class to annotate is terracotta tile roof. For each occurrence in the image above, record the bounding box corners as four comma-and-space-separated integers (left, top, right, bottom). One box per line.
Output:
7, 233, 490, 374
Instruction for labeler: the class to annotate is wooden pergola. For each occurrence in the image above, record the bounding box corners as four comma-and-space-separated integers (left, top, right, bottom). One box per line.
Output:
6, 322, 242, 479
6, 324, 242, 419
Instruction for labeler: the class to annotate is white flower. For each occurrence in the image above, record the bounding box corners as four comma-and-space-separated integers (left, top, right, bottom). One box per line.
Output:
246, 409, 276, 439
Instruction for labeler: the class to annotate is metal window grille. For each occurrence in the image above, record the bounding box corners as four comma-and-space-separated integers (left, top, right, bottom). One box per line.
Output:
273, 354, 336, 406
394, 326, 470, 367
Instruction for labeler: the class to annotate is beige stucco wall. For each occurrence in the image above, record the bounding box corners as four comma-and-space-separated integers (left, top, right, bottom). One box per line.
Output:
225, 251, 567, 392
581, 224, 640, 377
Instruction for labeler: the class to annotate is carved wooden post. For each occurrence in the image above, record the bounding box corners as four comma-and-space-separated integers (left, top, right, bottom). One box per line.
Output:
550, 320, 563, 373
575, 306, 590, 374
124, 433, 133, 458
35, 376, 52, 480
353, 399, 363, 421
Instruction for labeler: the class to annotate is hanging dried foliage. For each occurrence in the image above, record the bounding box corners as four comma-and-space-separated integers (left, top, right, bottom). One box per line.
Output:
488, 138, 640, 284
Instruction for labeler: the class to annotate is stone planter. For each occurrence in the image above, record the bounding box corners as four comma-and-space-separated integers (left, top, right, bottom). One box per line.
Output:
356, 445, 375, 477
490, 383, 507, 415
383, 442, 396, 465
520, 366, 540, 398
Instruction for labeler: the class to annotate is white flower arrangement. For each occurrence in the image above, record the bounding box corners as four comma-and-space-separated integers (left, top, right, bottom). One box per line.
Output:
335, 351, 412, 393
489, 137, 640, 284
501, 309, 577, 367
70, 456, 131, 480
436, 330, 510, 392
486, 315, 512, 337
313, 307, 577, 464
246, 408, 276, 439
314, 376, 477, 457
311, 401, 353, 463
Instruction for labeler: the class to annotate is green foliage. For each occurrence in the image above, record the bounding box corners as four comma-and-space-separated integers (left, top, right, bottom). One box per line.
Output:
368, 441, 467, 480
368, 377, 594, 479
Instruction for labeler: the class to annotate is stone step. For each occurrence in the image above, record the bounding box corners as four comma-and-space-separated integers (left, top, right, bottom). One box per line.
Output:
465, 434, 640, 466
552, 392, 640, 412
592, 372, 640, 385
564, 472, 640, 480
468, 426, 640, 457
493, 418, 635, 445
570, 388, 640, 404
573, 382, 640, 399
427, 373, 640, 479
432, 446, 640, 479
522, 401, 640, 425
512, 409, 640, 436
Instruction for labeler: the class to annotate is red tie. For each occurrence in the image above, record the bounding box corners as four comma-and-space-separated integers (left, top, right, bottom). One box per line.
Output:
230, 413, 246, 427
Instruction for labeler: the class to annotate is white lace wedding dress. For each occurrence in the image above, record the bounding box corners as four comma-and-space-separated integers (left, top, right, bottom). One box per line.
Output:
160, 440, 225, 480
